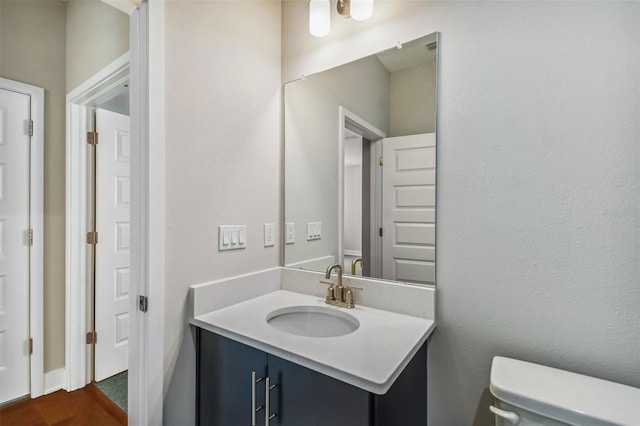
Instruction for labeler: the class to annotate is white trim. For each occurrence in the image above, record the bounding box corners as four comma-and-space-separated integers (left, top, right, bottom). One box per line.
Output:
128, 1, 165, 424
65, 53, 131, 393
101, 0, 141, 15
44, 368, 66, 395
64, 102, 89, 391
285, 255, 337, 271
370, 140, 383, 278
147, 1, 165, 422
338, 107, 385, 272
0, 77, 45, 399
127, 5, 144, 422
66, 53, 130, 102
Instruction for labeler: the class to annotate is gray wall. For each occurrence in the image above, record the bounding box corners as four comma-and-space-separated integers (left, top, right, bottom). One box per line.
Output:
283, 1, 640, 425
1, 0, 67, 373
66, 0, 129, 91
162, 2, 282, 424
284, 55, 389, 267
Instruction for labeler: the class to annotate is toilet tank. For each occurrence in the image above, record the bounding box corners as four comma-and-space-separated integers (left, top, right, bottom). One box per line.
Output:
489, 356, 640, 426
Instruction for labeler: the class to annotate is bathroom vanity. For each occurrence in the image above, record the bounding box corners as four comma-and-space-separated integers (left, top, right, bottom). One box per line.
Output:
196, 329, 427, 426
191, 32, 440, 425
190, 267, 436, 426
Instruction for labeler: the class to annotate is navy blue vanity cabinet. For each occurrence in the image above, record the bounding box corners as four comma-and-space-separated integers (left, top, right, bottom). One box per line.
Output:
196, 328, 428, 426
266, 353, 371, 426
196, 328, 268, 426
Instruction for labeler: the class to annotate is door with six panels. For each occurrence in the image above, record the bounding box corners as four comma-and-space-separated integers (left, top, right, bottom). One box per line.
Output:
94, 108, 131, 381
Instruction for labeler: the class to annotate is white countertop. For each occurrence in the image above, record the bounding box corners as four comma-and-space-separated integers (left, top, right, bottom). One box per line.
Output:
191, 289, 435, 394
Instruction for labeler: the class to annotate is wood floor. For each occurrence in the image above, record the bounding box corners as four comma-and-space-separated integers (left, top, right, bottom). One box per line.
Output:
0, 384, 127, 425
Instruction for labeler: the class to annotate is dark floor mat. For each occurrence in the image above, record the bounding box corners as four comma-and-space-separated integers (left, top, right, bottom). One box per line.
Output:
95, 370, 127, 413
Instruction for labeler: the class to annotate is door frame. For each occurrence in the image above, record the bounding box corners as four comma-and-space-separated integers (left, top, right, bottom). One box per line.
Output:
0, 77, 45, 399
65, 52, 130, 392
338, 107, 385, 277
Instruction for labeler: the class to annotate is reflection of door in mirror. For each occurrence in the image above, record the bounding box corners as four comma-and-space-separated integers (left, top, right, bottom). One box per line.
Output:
341, 116, 436, 285
338, 108, 385, 280
382, 134, 436, 285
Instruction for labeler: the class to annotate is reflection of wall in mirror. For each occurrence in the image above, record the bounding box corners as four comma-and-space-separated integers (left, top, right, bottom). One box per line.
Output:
284, 56, 390, 267
390, 60, 437, 137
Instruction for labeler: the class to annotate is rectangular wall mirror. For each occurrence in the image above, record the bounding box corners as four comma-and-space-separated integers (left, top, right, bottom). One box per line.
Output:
284, 32, 438, 286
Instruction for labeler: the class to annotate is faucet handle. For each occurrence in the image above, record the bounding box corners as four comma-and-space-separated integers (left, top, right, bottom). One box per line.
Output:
344, 286, 362, 309
319, 280, 335, 301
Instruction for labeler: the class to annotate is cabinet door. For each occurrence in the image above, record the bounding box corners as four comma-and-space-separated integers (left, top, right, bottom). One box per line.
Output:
197, 329, 268, 426
373, 343, 428, 426
266, 354, 372, 426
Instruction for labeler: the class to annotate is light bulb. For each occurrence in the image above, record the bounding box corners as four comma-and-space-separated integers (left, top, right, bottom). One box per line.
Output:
309, 0, 330, 37
350, 0, 373, 21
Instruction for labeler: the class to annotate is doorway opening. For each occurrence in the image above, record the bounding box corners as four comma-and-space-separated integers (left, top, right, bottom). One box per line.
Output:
338, 107, 385, 279
93, 101, 131, 413
65, 53, 130, 414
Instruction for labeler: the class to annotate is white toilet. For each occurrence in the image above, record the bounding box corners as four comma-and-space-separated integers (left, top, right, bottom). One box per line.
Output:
490, 356, 640, 425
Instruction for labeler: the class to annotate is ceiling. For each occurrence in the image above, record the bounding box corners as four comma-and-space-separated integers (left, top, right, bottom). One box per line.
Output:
376, 33, 437, 73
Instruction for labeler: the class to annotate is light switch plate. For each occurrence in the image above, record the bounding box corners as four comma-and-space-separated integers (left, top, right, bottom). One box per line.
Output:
307, 222, 321, 241
264, 223, 275, 247
218, 225, 247, 251
285, 223, 295, 244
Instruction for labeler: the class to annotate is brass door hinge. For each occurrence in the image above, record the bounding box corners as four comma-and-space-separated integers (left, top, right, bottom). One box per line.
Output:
379, 156, 383, 166
87, 131, 98, 145
28, 229, 33, 246
29, 338, 33, 355
87, 231, 98, 245
86, 331, 97, 345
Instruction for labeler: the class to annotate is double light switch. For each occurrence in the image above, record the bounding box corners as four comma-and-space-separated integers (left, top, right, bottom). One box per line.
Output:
219, 225, 247, 251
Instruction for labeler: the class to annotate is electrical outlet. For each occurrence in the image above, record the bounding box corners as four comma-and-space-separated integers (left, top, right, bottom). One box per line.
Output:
286, 223, 295, 244
264, 223, 275, 247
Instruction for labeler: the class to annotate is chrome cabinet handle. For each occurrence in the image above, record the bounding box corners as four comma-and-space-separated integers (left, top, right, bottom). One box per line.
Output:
490, 405, 520, 424
251, 372, 264, 426
265, 377, 277, 426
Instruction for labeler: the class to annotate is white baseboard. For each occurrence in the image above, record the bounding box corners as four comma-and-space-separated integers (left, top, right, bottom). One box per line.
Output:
44, 368, 66, 395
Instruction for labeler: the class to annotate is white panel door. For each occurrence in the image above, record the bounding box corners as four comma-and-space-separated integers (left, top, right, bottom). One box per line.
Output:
0, 88, 31, 403
382, 133, 436, 284
95, 108, 130, 381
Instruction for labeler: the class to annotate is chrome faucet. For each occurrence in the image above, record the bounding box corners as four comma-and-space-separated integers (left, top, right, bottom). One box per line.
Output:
321, 263, 362, 309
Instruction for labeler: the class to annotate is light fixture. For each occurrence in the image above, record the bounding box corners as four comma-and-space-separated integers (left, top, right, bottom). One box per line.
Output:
311, 0, 374, 37
348, 0, 374, 21
309, 0, 330, 37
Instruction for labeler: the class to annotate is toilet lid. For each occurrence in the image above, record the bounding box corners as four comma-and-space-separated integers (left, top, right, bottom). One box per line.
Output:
490, 357, 640, 426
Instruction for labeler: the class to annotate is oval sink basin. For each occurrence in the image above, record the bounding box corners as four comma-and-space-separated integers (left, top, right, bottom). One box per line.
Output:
266, 306, 360, 338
